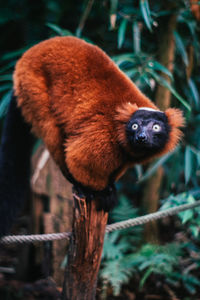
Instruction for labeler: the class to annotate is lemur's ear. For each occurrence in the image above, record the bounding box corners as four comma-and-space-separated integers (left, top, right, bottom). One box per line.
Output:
115, 102, 159, 124
114, 102, 138, 146
159, 108, 185, 155
115, 102, 139, 124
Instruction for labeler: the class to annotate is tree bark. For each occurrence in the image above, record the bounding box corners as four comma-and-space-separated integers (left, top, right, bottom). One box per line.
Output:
142, 14, 177, 243
64, 194, 108, 300
155, 14, 177, 110
142, 167, 164, 243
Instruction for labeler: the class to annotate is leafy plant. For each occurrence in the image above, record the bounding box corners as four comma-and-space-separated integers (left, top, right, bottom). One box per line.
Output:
100, 196, 143, 296
100, 189, 200, 297
130, 243, 182, 288
100, 194, 200, 297
0, 47, 30, 118
161, 193, 200, 238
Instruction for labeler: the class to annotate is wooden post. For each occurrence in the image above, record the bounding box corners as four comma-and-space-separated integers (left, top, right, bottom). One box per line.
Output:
63, 193, 108, 300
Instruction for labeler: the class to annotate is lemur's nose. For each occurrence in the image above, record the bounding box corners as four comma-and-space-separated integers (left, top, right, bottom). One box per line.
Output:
136, 132, 147, 142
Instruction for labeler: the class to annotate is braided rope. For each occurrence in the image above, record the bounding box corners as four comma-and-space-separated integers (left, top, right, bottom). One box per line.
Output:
1, 200, 200, 244
106, 200, 200, 233
0, 232, 71, 244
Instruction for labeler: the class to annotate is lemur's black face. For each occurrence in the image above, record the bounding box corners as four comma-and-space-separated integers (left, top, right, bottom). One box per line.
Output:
126, 109, 170, 156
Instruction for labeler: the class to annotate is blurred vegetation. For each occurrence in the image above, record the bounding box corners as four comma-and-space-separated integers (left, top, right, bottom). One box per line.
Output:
1, 0, 200, 299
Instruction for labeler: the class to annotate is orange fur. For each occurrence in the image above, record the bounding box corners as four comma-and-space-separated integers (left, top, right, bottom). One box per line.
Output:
13, 36, 185, 191
190, 0, 200, 21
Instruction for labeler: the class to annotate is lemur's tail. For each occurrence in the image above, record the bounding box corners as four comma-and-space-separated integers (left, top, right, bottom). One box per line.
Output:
0, 92, 34, 237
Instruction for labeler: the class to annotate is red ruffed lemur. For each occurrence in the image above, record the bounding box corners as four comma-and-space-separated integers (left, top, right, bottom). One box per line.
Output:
0, 36, 185, 236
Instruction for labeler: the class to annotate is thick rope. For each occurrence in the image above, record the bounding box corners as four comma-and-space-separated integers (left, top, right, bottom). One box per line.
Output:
0, 232, 71, 244
1, 200, 200, 244
106, 200, 200, 233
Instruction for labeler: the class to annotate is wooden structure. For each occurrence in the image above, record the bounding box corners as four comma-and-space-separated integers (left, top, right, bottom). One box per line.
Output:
32, 145, 73, 286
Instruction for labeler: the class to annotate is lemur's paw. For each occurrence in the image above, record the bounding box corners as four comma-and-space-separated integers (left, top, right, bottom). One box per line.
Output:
72, 184, 117, 212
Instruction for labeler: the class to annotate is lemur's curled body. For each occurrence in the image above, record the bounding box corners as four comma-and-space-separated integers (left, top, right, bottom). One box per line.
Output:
0, 36, 184, 236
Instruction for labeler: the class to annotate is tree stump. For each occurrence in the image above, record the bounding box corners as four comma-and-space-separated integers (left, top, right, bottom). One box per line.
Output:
64, 194, 108, 300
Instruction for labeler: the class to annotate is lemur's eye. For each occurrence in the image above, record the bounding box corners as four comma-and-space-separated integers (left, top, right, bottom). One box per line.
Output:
153, 124, 161, 132
132, 123, 138, 130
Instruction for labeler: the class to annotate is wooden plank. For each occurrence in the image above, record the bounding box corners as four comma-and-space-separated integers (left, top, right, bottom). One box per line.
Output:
31, 145, 73, 286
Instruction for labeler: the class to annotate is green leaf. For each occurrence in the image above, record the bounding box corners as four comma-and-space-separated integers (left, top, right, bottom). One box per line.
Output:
0, 90, 12, 118
148, 69, 191, 111
61, 255, 68, 269
139, 267, 153, 288
46, 22, 72, 36
102, 232, 124, 260
167, 85, 191, 112
0, 74, 13, 82
188, 79, 200, 109
140, 74, 153, 88
184, 146, 193, 184
125, 69, 139, 78
99, 257, 132, 296
139, 0, 152, 31
0, 61, 16, 74
174, 31, 188, 66
46, 22, 63, 35
132, 21, 141, 53
112, 53, 135, 65
182, 274, 200, 294
196, 152, 200, 167
1, 47, 27, 61
111, 195, 139, 222
187, 194, 196, 204
135, 164, 143, 180
0, 83, 12, 92
118, 19, 128, 49
178, 209, 193, 224
190, 225, 199, 238
147, 61, 173, 79
32, 139, 43, 155
138, 152, 172, 183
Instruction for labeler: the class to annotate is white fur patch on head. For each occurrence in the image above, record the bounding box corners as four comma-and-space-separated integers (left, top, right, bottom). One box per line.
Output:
138, 107, 164, 113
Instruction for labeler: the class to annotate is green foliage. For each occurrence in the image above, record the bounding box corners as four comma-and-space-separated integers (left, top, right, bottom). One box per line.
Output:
100, 196, 142, 296
161, 193, 200, 239
0, 46, 29, 118
137, 151, 174, 183
174, 30, 189, 66
185, 146, 193, 184
112, 52, 190, 110
139, 0, 153, 32
118, 18, 128, 49
100, 247, 134, 296
130, 243, 182, 288
46, 22, 73, 37
0, 90, 12, 117
168, 272, 200, 295
101, 195, 200, 297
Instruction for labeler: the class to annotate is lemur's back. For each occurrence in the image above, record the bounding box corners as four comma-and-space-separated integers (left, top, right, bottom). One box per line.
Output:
13, 36, 155, 126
